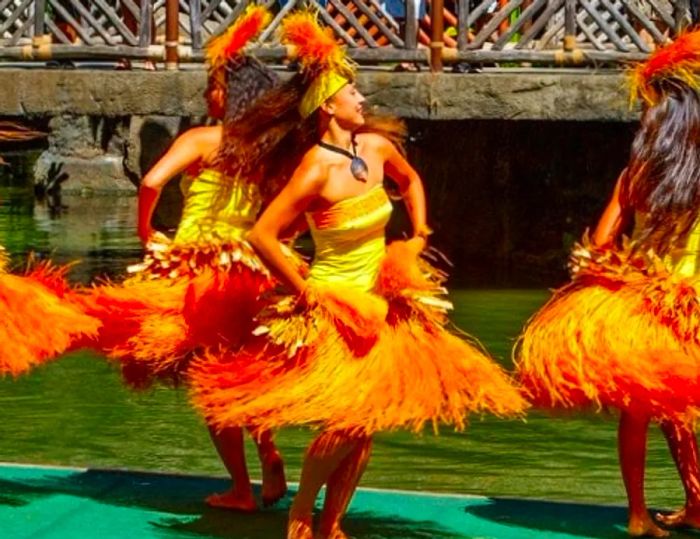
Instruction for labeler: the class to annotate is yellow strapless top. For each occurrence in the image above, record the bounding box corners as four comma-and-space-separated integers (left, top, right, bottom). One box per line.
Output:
174, 168, 261, 244
633, 211, 700, 277
306, 185, 392, 292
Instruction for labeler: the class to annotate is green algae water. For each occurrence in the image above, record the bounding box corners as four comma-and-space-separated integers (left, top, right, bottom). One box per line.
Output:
0, 155, 688, 517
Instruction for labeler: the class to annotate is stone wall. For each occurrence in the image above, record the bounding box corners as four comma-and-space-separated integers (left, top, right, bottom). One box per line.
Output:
0, 68, 637, 121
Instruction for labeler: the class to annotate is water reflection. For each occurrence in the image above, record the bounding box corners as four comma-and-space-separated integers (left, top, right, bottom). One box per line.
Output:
0, 152, 141, 282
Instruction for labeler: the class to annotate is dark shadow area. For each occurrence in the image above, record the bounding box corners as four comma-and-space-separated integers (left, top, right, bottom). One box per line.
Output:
135, 119, 188, 234
465, 497, 700, 539
156, 508, 463, 539
407, 119, 637, 287
0, 468, 462, 538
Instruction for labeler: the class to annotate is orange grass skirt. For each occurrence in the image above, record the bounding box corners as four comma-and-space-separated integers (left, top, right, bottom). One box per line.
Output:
190, 241, 527, 435
78, 238, 272, 387
0, 258, 100, 376
516, 239, 700, 422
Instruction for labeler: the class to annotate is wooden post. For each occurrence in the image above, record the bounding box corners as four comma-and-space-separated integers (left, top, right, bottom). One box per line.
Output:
405, 0, 418, 50
34, 0, 46, 36
564, 0, 576, 51
190, 0, 202, 51
139, 0, 154, 48
430, 0, 444, 71
458, 0, 470, 50
165, 0, 180, 70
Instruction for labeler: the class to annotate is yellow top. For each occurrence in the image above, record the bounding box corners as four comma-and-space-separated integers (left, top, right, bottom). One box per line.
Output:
633, 212, 700, 277
306, 184, 392, 292
174, 168, 261, 244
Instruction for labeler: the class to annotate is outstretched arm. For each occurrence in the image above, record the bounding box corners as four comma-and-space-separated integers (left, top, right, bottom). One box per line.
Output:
138, 128, 215, 244
248, 156, 324, 294
592, 171, 630, 247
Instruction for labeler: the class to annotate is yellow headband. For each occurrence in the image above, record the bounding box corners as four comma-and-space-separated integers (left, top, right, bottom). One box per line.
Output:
280, 10, 355, 118
299, 71, 350, 119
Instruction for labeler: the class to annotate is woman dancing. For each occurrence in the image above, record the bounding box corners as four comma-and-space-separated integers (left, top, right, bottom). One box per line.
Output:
190, 10, 527, 539
517, 30, 700, 537
82, 6, 288, 511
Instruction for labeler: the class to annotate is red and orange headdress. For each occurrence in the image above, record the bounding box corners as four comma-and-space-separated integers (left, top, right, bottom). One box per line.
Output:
280, 10, 356, 118
629, 31, 700, 107
205, 5, 272, 86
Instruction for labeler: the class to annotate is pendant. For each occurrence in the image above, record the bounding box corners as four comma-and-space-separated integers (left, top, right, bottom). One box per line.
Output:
350, 156, 369, 182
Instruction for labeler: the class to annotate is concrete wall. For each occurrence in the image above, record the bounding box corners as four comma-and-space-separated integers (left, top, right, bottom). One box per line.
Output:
0, 68, 638, 121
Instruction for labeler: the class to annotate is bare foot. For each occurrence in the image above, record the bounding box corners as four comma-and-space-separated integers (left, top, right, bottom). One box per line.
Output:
628, 514, 670, 537
655, 506, 700, 529
262, 450, 288, 507
205, 489, 257, 512
287, 515, 313, 539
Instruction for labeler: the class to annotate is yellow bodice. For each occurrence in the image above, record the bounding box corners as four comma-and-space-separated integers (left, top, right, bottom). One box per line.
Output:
633, 212, 700, 277
306, 185, 392, 292
174, 168, 261, 244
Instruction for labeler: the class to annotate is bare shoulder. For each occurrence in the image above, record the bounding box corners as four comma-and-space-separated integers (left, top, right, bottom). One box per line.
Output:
181, 125, 221, 145
291, 147, 329, 194
356, 131, 390, 148
356, 132, 393, 156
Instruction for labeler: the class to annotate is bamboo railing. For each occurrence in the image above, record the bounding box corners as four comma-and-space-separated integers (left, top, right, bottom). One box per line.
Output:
0, 0, 689, 71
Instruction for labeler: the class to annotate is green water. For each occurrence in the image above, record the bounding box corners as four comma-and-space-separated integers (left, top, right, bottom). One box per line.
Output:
0, 159, 687, 513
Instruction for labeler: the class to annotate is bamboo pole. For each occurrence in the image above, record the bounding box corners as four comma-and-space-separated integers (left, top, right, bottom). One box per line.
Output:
165, 0, 179, 70
430, 0, 445, 72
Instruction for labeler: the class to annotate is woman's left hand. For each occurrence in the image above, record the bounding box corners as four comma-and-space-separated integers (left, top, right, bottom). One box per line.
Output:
405, 235, 426, 255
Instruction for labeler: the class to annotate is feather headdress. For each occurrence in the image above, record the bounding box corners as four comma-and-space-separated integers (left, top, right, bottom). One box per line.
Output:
205, 5, 272, 77
629, 31, 700, 106
280, 10, 356, 118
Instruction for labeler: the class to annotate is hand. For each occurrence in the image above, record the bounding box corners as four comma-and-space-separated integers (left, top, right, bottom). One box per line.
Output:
405, 235, 426, 255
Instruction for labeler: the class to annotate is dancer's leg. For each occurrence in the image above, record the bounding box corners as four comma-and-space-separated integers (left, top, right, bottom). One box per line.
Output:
288, 432, 358, 539
655, 420, 700, 528
246, 426, 288, 506
206, 425, 257, 511
618, 411, 668, 537
317, 436, 373, 539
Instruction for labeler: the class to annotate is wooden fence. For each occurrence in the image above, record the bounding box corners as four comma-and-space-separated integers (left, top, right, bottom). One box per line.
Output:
0, 0, 691, 70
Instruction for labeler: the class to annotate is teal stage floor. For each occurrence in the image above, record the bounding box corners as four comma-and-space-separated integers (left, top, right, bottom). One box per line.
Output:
1, 462, 689, 539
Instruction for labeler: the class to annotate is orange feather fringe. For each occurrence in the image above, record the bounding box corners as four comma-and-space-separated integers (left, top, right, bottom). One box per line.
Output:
629, 30, 700, 106
517, 237, 700, 424
205, 5, 271, 73
280, 10, 355, 80
79, 239, 279, 388
190, 240, 526, 435
0, 259, 100, 376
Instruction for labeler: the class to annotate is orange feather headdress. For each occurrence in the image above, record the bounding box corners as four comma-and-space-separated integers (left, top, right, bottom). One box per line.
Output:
205, 5, 272, 82
629, 31, 700, 107
280, 10, 356, 118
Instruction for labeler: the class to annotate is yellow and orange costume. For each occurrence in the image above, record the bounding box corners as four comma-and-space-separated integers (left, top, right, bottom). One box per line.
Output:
517, 31, 700, 424
517, 228, 700, 422
190, 13, 526, 433
79, 8, 288, 386
83, 168, 275, 385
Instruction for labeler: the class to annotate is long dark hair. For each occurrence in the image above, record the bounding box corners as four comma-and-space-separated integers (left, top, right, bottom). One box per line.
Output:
216, 75, 408, 202
222, 56, 280, 125
621, 83, 700, 256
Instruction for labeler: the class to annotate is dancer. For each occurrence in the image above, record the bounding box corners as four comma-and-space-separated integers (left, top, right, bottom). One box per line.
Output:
82, 7, 288, 511
190, 11, 527, 538
517, 30, 700, 537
